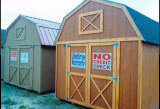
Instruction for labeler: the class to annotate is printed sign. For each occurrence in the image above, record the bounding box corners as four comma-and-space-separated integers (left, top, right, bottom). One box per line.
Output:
11, 51, 18, 61
92, 53, 112, 71
21, 52, 29, 63
71, 53, 86, 68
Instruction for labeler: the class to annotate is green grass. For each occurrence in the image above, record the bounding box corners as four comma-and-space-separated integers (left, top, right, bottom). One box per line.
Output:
1, 80, 86, 109
19, 105, 28, 109
2, 98, 17, 106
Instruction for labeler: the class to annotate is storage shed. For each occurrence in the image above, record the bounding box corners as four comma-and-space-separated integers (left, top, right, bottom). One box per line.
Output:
55, 0, 159, 109
1, 29, 7, 79
3, 15, 60, 93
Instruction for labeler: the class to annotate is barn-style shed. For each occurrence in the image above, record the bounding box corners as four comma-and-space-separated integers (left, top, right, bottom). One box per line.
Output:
3, 15, 60, 93
55, 0, 159, 109
1, 29, 7, 79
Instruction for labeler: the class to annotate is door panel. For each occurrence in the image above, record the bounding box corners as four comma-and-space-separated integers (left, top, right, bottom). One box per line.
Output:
19, 47, 33, 89
70, 46, 86, 74
91, 45, 114, 76
8, 46, 33, 89
90, 77, 113, 108
9, 48, 19, 85
69, 75, 85, 102
89, 43, 116, 109
66, 44, 88, 105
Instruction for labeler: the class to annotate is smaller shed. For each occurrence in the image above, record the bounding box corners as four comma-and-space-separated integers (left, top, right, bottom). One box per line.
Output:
3, 15, 60, 93
1, 29, 7, 79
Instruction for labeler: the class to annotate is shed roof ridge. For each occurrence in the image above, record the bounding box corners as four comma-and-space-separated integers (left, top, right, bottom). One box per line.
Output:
20, 14, 60, 24
97, 0, 125, 6
35, 24, 60, 30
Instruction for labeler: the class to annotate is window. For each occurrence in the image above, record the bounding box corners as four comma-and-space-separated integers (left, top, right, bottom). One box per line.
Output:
79, 10, 103, 34
15, 27, 26, 40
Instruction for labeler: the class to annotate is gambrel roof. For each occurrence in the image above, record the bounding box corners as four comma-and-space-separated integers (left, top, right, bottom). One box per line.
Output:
4, 15, 60, 46
56, 0, 159, 44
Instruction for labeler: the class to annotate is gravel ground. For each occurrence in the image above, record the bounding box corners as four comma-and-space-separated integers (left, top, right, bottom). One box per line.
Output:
1, 81, 86, 109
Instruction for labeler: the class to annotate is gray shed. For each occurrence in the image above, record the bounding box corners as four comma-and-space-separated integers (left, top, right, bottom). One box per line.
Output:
1, 29, 7, 80
3, 15, 60, 93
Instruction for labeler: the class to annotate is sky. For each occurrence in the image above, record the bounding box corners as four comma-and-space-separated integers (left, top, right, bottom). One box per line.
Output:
1, 0, 159, 29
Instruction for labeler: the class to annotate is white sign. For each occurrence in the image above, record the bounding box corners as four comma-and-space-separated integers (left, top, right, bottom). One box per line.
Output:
92, 53, 112, 71
11, 51, 17, 61
21, 52, 29, 63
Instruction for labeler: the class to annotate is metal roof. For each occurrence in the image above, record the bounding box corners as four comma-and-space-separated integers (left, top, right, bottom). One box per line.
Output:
4, 15, 60, 46
126, 6, 159, 44
56, 0, 159, 44
22, 15, 60, 29
21, 15, 60, 46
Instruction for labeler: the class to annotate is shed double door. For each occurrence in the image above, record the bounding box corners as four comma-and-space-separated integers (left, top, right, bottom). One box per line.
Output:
66, 42, 118, 109
8, 46, 33, 89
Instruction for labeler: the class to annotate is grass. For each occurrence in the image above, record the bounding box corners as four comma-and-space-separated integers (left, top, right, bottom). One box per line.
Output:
19, 105, 28, 109
2, 98, 17, 106
1, 81, 86, 109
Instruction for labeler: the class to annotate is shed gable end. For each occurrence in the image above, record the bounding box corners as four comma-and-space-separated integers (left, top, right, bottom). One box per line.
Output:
58, 1, 138, 42
4, 18, 40, 46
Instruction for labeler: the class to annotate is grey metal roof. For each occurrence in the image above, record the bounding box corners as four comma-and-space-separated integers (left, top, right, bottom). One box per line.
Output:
22, 15, 60, 29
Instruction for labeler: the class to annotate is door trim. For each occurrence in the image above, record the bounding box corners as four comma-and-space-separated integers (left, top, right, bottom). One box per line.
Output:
65, 43, 89, 105
65, 42, 119, 109
88, 42, 117, 109
8, 46, 33, 89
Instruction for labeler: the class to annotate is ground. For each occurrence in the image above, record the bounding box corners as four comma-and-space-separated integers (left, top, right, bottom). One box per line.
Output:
1, 81, 86, 109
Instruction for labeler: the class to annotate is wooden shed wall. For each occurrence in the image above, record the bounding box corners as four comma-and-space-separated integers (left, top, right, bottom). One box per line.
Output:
40, 46, 56, 93
3, 46, 11, 82
32, 45, 41, 92
58, 1, 137, 42
119, 41, 138, 109
141, 42, 159, 109
55, 44, 66, 100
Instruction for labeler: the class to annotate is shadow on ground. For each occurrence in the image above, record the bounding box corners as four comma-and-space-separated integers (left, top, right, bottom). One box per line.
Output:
1, 81, 86, 109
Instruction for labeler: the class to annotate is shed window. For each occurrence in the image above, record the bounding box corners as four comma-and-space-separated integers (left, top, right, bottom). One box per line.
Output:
15, 27, 26, 40
79, 10, 103, 34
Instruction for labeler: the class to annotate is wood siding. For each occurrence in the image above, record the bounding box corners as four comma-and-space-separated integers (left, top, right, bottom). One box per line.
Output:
32, 46, 41, 92
4, 18, 40, 46
56, 44, 66, 100
119, 41, 138, 109
58, 1, 137, 42
141, 42, 159, 109
40, 46, 56, 93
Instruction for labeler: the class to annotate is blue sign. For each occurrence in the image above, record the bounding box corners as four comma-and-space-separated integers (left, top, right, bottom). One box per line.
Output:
71, 53, 86, 68
21, 52, 29, 63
